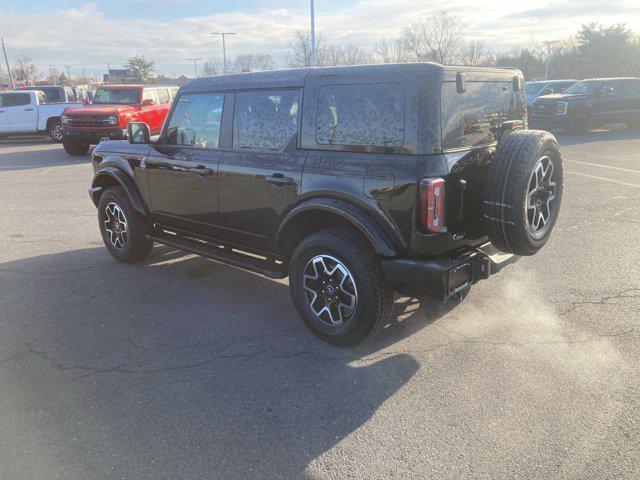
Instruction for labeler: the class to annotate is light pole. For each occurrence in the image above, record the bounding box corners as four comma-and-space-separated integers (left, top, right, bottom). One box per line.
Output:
1, 38, 14, 89
188, 58, 202, 78
211, 32, 236, 73
310, 0, 316, 67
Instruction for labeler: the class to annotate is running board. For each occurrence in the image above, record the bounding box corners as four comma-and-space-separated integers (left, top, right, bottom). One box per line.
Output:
147, 231, 287, 279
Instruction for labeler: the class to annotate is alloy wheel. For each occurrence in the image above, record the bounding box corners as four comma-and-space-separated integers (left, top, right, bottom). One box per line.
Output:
302, 255, 358, 326
51, 123, 63, 141
526, 155, 556, 238
103, 202, 128, 249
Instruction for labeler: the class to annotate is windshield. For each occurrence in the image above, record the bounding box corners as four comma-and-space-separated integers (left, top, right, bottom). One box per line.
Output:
93, 88, 140, 104
564, 81, 603, 95
524, 82, 544, 94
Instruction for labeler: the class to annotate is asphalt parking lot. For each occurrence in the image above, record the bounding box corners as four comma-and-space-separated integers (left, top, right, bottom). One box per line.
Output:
1, 129, 639, 479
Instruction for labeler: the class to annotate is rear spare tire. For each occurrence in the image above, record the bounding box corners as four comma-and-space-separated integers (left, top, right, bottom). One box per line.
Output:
481, 130, 563, 256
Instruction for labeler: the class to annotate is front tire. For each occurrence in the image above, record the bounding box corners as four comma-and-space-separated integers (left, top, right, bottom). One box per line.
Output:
289, 228, 393, 347
63, 140, 90, 156
48, 120, 64, 143
98, 186, 153, 263
567, 113, 590, 134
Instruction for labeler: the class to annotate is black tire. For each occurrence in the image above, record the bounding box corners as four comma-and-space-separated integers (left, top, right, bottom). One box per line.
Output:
625, 118, 640, 130
567, 112, 590, 134
481, 130, 563, 256
289, 228, 393, 347
63, 140, 90, 156
97, 186, 153, 263
48, 120, 64, 143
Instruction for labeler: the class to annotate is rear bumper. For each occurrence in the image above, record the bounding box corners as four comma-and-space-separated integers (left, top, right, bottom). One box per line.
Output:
381, 242, 518, 300
63, 127, 126, 144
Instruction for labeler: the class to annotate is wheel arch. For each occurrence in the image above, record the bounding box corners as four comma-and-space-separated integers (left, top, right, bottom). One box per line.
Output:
45, 116, 61, 130
276, 198, 398, 259
91, 167, 147, 218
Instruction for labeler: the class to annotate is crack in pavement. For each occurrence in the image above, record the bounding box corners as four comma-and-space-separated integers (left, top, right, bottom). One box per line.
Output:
557, 288, 640, 316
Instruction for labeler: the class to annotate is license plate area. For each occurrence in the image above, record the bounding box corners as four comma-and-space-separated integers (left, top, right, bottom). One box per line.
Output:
447, 261, 471, 295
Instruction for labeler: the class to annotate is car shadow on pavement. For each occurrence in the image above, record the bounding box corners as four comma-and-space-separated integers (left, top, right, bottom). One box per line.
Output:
553, 126, 640, 146
0, 245, 460, 479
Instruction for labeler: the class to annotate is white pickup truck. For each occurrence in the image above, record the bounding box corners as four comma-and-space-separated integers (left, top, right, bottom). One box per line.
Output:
0, 90, 82, 142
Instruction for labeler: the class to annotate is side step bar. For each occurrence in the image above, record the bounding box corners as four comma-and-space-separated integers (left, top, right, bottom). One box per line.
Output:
147, 231, 287, 279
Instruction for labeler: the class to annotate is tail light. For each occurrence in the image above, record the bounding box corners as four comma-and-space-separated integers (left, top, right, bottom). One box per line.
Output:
420, 178, 446, 233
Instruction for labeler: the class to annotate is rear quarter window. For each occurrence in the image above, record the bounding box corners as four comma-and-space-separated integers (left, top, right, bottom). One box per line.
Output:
441, 81, 522, 151
316, 83, 405, 148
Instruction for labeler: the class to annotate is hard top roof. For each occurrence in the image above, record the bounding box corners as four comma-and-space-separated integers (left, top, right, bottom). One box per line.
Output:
182, 62, 523, 93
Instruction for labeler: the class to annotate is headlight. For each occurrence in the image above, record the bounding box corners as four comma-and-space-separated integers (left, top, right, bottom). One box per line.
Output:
554, 102, 568, 116
61, 114, 70, 124
107, 115, 118, 126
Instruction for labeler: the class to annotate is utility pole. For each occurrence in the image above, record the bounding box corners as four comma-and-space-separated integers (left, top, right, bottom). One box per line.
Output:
1, 37, 14, 89
187, 58, 202, 78
310, 0, 317, 67
211, 32, 236, 74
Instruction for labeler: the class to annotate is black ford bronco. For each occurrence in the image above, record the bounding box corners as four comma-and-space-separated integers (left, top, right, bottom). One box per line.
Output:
89, 63, 563, 346
530, 77, 640, 134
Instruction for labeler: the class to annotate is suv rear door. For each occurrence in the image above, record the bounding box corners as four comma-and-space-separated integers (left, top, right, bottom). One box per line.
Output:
592, 80, 625, 121
146, 91, 225, 235
622, 79, 640, 123
216, 89, 304, 250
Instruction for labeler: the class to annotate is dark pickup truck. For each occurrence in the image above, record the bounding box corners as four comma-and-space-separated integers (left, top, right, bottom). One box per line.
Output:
529, 77, 640, 134
89, 63, 563, 346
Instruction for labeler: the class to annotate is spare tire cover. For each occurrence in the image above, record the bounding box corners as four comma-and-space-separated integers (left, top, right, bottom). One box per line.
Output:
481, 130, 563, 256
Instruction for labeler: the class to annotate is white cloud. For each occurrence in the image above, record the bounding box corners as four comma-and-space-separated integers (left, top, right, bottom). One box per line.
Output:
1, 1, 639, 77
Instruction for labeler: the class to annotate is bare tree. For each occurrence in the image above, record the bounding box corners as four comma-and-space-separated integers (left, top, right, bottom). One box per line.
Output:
201, 59, 221, 76
403, 11, 465, 64
12, 54, 37, 82
461, 39, 492, 66
287, 29, 325, 67
234, 53, 274, 72
374, 38, 410, 63
325, 44, 370, 66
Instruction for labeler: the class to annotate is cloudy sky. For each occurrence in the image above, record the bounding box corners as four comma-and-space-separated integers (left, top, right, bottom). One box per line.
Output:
1, 0, 640, 77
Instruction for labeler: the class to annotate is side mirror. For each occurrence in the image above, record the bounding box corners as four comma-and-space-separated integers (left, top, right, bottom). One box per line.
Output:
142, 98, 154, 107
127, 122, 150, 144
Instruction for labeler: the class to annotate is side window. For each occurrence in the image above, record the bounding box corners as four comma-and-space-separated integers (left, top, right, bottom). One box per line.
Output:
541, 85, 555, 95
603, 82, 622, 97
4, 93, 31, 107
559, 82, 575, 92
441, 81, 519, 151
233, 90, 300, 151
623, 81, 640, 98
142, 89, 158, 104
316, 83, 405, 148
156, 88, 170, 104
165, 93, 224, 148
169, 88, 179, 100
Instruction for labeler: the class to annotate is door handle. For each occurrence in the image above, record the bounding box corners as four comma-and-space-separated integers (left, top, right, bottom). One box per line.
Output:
24, 108, 34, 111
188, 166, 214, 176
265, 174, 294, 186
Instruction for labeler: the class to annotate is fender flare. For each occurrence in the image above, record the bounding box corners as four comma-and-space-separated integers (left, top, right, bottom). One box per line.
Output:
90, 167, 147, 217
276, 198, 398, 258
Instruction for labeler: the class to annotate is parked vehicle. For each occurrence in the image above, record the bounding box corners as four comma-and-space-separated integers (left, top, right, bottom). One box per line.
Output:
530, 77, 640, 133
88, 63, 563, 346
16, 84, 78, 103
524, 79, 576, 107
0, 90, 82, 142
61, 84, 178, 155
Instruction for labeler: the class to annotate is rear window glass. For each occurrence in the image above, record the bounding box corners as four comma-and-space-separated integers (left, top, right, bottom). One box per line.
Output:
316, 83, 405, 148
441, 81, 520, 151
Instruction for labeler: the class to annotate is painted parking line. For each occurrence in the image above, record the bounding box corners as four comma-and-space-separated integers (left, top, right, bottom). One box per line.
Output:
564, 158, 640, 174
565, 170, 640, 189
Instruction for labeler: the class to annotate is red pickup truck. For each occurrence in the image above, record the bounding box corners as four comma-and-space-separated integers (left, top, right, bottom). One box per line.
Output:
61, 84, 178, 155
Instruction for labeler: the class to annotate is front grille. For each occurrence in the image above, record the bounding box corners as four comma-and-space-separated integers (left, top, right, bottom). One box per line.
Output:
65, 115, 112, 127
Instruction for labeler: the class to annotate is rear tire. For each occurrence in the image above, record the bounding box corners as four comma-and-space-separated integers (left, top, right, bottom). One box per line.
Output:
98, 186, 153, 263
289, 228, 393, 347
567, 113, 590, 134
48, 120, 64, 143
482, 130, 563, 256
63, 140, 90, 156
